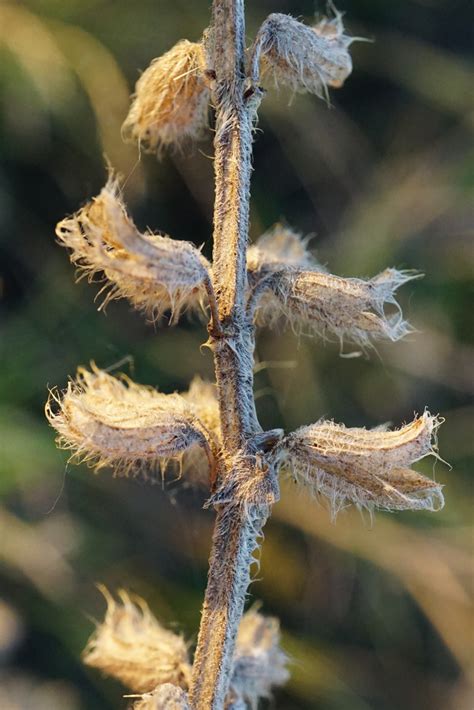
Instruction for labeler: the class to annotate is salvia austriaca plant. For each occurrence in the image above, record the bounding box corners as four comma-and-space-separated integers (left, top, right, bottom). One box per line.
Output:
46, 2, 446, 708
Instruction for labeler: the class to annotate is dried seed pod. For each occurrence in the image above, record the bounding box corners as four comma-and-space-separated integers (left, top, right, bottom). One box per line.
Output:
228, 608, 289, 707
247, 224, 322, 272
56, 177, 210, 322
251, 11, 353, 97
45, 365, 211, 478
83, 588, 191, 693
132, 684, 191, 710
122, 40, 209, 153
256, 267, 419, 348
281, 412, 444, 516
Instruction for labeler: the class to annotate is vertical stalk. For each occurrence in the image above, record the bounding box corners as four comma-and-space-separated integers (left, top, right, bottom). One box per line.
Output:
190, 1, 269, 708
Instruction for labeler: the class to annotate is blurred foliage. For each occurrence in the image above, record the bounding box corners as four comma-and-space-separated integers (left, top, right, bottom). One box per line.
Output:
0, 0, 473, 708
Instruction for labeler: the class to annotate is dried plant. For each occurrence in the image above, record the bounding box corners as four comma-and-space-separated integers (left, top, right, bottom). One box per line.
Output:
46, 2, 446, 708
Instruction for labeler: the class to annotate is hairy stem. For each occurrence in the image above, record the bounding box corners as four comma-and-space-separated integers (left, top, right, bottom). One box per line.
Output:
189, 1, 269, 708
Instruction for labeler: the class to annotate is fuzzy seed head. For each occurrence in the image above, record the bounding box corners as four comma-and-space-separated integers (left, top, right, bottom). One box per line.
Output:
247, 224, 322, 272
255, 11, 353, 98
122, 40, 209, 153
56, 178, 210, 322
228, 608, 289, 708
282, 412, 444, 517
82, 588, 191, 693
45, 365, 210, 479
257, 267, 418, 349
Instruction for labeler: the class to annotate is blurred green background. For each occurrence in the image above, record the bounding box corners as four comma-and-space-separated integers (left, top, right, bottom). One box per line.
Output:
0, 0, 473, 708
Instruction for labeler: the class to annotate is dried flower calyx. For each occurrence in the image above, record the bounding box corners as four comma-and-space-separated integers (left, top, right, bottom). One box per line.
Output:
123, 40, 210, 153
56, 177, 210, 323
247, 224, 322, 273
254, 266, 419, 348
83, 590, 287, 709
45, 365, 214, 479
251, 10, 354, 97
83, 588, 191, 694
280, 412, 444, 516
228, 607, 289, 708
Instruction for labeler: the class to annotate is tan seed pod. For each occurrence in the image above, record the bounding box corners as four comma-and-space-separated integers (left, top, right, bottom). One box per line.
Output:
252, 11, 353, 98
122, 40, 209, 153
281, 412, 444, 517
256, 267, 419, 348
247, 223, 322, 272
83, 588, 191, 694
228, 607, 289, 708
45, 365, 212, 479
132, 684, 191, 710
56, 177, 210, 322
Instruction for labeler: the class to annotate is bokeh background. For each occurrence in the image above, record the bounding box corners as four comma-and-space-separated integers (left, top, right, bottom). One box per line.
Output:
0, 0, 473, 708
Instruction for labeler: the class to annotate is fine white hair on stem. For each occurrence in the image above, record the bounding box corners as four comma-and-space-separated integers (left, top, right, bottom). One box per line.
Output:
56, 176, 211, 323
45, 365, 213, 481
253, 267, 420, 349
122, 40, 210, 153
279, 412, 444, 518
228, 607, 289, 709
250, 11, 354, 97
82, 588, 192, 694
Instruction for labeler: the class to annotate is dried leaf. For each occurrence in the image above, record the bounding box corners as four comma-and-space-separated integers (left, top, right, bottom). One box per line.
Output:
252, 11, 354, 98
281, 412, 444, 517
56, 177, 210, 322
123, 40, 209, 153
45, 365, 211, 479
83, 588, 191, 693
228, 607, 289, 708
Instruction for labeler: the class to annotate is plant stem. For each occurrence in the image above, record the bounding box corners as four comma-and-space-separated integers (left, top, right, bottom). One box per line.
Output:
189, 1, 270, 708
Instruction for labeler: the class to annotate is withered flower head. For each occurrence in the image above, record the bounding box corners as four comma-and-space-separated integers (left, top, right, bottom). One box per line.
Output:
253, 11, 354, 98
83, 588, 191, 693
45, 365, 211, 479
229, 607, 289, 708
281, 412, 444, 517
123, 40, 209, 153
56, 177, 210, 322
256, 267, 419, 348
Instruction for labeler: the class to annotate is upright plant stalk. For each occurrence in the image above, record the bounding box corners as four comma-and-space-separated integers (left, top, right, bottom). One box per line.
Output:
190, 1, 269, 708
46, 3, 447, 707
